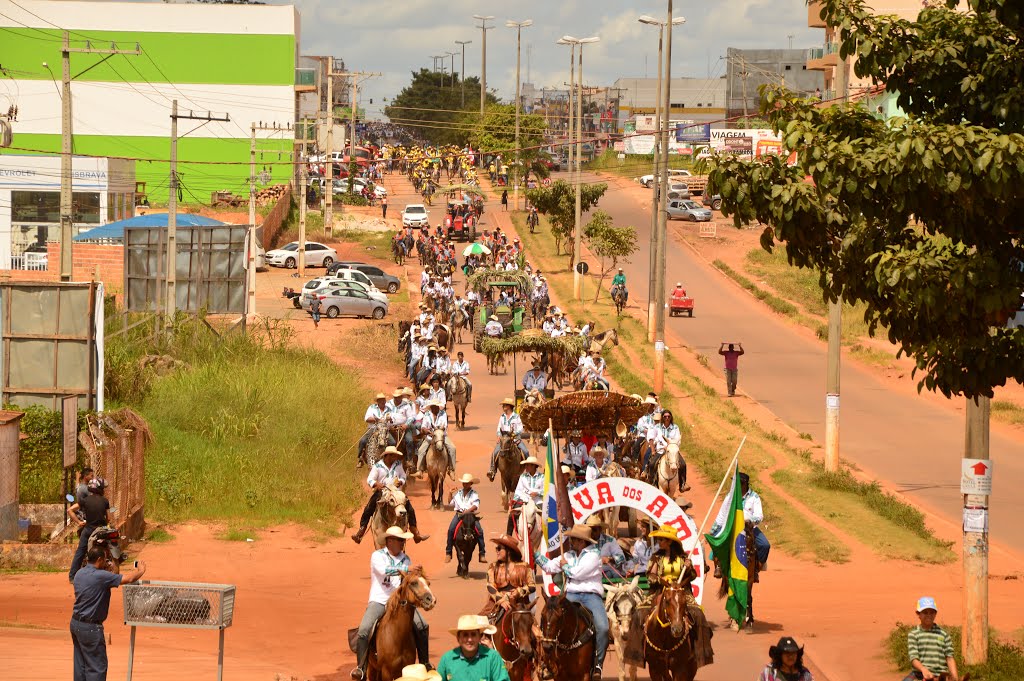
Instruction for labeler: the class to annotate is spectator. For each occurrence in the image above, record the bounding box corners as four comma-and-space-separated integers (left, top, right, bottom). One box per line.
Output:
758, 636, 813, 681
500, 190, 508, 212
75, 467, 94, 504
718, 342, 745, 397
310, 295, 322, 329
382, 194, 389, 220
68, 478, 111, 583
904, 597, 958, 681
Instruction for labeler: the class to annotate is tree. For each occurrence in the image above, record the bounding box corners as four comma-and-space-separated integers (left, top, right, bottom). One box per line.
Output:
706, 0, 1024, 398
384, 69, 496, 146
583, 210, 639, 302
467, 103, 548, 186
525, 180, 608, 258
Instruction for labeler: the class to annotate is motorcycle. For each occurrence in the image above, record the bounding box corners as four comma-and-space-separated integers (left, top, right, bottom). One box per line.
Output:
282, 286, 303, 309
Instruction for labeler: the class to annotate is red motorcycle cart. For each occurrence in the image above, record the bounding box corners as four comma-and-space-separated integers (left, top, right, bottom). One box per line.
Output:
669, 289, 694, 317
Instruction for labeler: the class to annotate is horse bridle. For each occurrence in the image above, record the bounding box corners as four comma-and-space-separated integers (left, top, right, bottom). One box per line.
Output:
497, 608, 534, 663
540, 600, 593, 652
643, 586, 688, 653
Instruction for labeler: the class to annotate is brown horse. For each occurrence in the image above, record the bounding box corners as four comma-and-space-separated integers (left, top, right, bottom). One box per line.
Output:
496, 435, 523, 510
367, 567, 437, 681
492, 600, 538, 681
644, 584, 698, 681
446, 375, 469, 429
424, 430, 450, 509
451, 307, 470, 344
539, 592, 595, 681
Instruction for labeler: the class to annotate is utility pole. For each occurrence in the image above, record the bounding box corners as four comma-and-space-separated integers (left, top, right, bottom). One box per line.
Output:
508, 20, 533, 214
61, 32, 140, 281
739, 55, 750, 129
166, 103, 228, 325
573, 44, 585, 300
456, 40, 472, 108
653, 4, 679, 393
299, 160, 308, 277
248, 121, 290, 320
825, 51, 850, 472
336, 70, 382, 188
325, 62, 335, 237
963, 396, 991, 665
474, 14, 495, 163
641, 18, 667, 339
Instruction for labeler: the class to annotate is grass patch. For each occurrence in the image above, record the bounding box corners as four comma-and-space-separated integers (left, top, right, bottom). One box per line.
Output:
337, 324, 405, 374
992, 400, 1024, 427
849, 343, 895, 369
713, 259, 800, 317
220, 527, 257, 542
886, 624, 1024, 681
0, 564, 65, 575
144, 527, 174, 543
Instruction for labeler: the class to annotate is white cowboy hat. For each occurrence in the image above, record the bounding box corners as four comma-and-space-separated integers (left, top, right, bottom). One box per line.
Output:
520, 456, 540, 466
427, 399, 442, 409
591, 446, 607, 457
500, 397, 516, 407
396, 664, 441, 681
489, 315, 499, 321
375, 392, 387, 400
384, 526, 414, 540
448, 614, 494, 636
457, 473, 480, 485
560, 465, 574, 476
644, 396, 659, 406
382, 446, 402, 457
476, 615, 498, 636
392, 389, 404, 397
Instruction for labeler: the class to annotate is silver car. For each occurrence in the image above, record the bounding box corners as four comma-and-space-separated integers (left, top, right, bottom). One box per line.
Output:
300, 278, 388, 306
667, 199, 713, 222
313, 287, 389, 320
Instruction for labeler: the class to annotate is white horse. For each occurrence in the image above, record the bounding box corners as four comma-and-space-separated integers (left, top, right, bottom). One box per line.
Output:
514, 499, 543, 555
604, 576, 643, 681
657, 443, 685, 497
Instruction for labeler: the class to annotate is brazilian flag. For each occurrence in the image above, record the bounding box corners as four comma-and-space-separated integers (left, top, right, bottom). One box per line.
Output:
704, 462, 749, 625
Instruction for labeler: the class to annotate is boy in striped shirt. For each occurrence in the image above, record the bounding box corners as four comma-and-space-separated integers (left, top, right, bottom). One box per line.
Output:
904, 596, 958, 681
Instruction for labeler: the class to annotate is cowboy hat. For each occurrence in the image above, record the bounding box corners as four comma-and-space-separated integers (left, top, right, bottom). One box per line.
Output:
395, 664, 441, 681
475, 615, 498, 636
565, 524, 596, 544
448, 614, 494, 636
768, 636, 804, 659
500, 397, 516, 407
456, 473, 480, 485
674, 495, 694, 511
584, 514, 604, 528
643, 396, 659, 406
560, 465, 574, 476
427, 399, 442, 409
403, 387, 415, 397
648, 524, 682, 544
428, 344, 438, 351
489, 315, 499, 321
384, 526, 414, 540
489, 534, 524, 557
615, 419, 628, 438
375, 392, 387, 400
590, 446, 607, 458
392, 389, 404, 397
382, 446, 402, 458
520, 456, 540, 466
420, 384, 431, 391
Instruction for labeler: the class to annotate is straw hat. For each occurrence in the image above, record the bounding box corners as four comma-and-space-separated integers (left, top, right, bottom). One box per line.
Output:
590, 446, 607, 458
427, 399, 442, 409
489, 315, 499, 321
565, 525, 596, 544
448, 614, 494, 636
456, 473, 480, 485
500, 397, 516, 408
385, 526, 414, 541
561, 465, 574, 476
648, 524, 682, 544
521, 456, 540, 466
392, 389, 404, 397
403, 387, 415, 397
420, 384, 432, 391
615, 420, 628, 438
476, 615, 498, 636
584, 514, 604, 528
375, 392, 387, 400
395, 664, 441, 681
382, 446, 402, 458
644, 396, 659, 406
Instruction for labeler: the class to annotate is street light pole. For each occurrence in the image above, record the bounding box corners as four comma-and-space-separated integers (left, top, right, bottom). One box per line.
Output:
446, 51, 457, 88
507, 20, 534, 214
456, 40, 472, 108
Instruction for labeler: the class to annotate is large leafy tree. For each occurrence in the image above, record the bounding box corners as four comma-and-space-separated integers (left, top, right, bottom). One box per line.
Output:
525, 180, 608, 258
385, 69, 496, 146
583, 210, 639, 301
468, 103, 550, 184
707, 0, 1024, 398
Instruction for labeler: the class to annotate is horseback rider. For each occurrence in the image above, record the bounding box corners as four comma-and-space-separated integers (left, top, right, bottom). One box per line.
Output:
386, 388, 418, 454
451, 351, 473, 404
444, 474, 486, 565
535, 524, 610, 679
643, 409, 682, 480
586, 351, 610, 391
351, 525, 431, 681
359, 393, 393, 467
631, 396, 660, 462
352, 446, 428, 544
415, 346, 439, 386
522, 359, 548, 394
487, 398, 531, 481
541, 314, 555, 336
611, 268, 628, 301
484, 315, 504, 338
480, 535, 535, 618
428, 373, 448, 410
584, 514, 627, 579
561, 432, 588, 475
415, 400, 456, 480
408, 336, 428, 381
711, 471, 770, 577
512, 456, 544, 507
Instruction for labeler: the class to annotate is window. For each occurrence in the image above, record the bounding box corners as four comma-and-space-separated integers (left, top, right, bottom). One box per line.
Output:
785, 65, 792, 70
802, 65, 807, 70
697, 103, 703, 107
366, 267, 383, 276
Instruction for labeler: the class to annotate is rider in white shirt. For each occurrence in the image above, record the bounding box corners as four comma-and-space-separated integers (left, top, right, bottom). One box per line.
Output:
359, 393, 391, 467
484, 315, 504, 337
408, 336, 427, 381
562, 433, 589, 472
585, 447, 608, 483
384, 389, 417, 452
487, 398, 530, 481
428, 374, 447, 410
586, 351, 610, 390
352, 447, 427, 545
550, 326, 567, 338
541, 316, 555, 336
444, 474, 486, 564
631, 397, 660, 462
352, 525, 430, 680
432, 349, 452, 378
513, 457, 545, 506
535, 525, 610, 677
645, 409, 683, 480
522, 361, 548, 393
414, 401, 456, 478
450, 351, 472, 403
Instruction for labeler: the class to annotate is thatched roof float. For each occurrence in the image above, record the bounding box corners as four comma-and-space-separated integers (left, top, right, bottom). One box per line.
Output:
480, 330, 585, 360
519, 390, 647, 435
466, 268, 534, 296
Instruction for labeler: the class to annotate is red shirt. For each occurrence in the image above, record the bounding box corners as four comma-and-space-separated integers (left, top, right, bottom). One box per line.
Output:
721, 351, 742, 370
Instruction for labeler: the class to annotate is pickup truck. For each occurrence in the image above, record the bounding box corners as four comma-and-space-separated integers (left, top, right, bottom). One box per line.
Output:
638, 169, 691, 188
702, 193, 722, 211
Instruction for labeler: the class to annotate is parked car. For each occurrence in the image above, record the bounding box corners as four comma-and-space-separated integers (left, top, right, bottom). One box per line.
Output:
702, 193, 722, 211
328, 262, 401, 293
349, 178, 387, 198
301, 278, 388, 306
265, 241, 337, 269
639, 169, 692, 188
402, 203, 430, 228
320, 267, 381, 292
309, 287, 389, 320
667, 199, 713, 222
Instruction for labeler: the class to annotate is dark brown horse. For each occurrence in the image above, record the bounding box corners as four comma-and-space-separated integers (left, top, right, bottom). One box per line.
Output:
539, 593, 595, 681
496, 435, 523, 510
367, 567, 436, 681
454, 510, 480, 578
643, 584, 698, 681
492, 599, 538, 681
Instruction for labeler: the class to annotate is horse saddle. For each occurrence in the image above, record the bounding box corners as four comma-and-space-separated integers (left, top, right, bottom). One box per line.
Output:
347, 618, 380, 654
567, 601, 596, 645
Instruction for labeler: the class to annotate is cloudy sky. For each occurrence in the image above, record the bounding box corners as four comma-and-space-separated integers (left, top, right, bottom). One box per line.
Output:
284, 0, 824, 119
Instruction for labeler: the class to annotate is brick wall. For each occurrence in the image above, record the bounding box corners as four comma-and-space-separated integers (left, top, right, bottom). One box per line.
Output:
0, 243, 125, 292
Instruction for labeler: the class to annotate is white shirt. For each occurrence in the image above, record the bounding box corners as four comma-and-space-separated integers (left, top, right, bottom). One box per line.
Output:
550, 327, 566, 338
587, 358, 606, 379
542, 321, 555, 334
636, 412, 657, 436
466, 291, 480, 304
369, 548, 411, 605
420, 272, 430, 288
428, 387, 447, 407
366, 459, 407, 488
631, 538, 653, 574
364, 404, 388, 424
496, 412, 524, 438
577, 355, 595, 372
647, 423, 681, 454
744, 490, 764, 526
585, 461, 603, 482
420, 409, 448, 433
514, 471, 544, 504
580, 324, 592, 336
411, 343, 427, 360
563, 441, 588, 468
388, 401, 416, 427
596, 534, 626, 570
594, 441, 615, 462
485, 320, 503, 336
451, 488, 480, 513
538, 544, 603, 594
433, 356, 452, 374
523, 369, 548, 392
421, 323, 435, 339
451, 360, 470, 377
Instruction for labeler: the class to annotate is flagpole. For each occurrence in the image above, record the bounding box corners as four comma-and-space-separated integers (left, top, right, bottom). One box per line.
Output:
696, 435, 747, 538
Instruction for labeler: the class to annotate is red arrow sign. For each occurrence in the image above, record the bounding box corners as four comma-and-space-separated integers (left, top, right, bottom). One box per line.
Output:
970, 462, 989, 476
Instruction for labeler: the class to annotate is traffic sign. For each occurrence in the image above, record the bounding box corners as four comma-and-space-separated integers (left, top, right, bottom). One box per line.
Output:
960, 458, 992, 495
575, 261, 589, 274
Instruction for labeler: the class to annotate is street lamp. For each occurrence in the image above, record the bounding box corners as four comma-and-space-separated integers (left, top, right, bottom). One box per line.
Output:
474, 15, 495, 169
430, 55, 444, 73
456, 39, 472, 107
445, 51, 458, 88
559, 35, 600, 300
638, 14, 685, 339
507, 19, 533, 213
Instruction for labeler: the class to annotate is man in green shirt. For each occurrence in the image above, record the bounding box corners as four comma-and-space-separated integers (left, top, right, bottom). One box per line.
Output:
436, 615, 510, 681
904, 596, 958, 681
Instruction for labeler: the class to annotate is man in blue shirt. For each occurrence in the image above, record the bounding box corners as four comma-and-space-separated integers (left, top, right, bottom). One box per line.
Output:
436, 615, 510, 681
71, 547, 147, 680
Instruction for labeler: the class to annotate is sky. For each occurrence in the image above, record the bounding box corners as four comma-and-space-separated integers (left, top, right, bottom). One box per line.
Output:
283, 0, 825, 120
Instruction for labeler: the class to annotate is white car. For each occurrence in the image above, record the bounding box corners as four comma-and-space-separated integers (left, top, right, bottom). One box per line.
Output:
301, 278, 388, 306
639, 169, 692, 188
350, 178, 388, 198
402, 203, 429, 228
265, 241, 337, 269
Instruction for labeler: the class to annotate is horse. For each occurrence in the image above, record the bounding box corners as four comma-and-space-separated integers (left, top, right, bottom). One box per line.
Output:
486, 350, 507, 375
611, 285, 628, 315
392, 236, 406, 265
491, 598, 538, 681
446, 375, 469, 429
453, 510, 481, 578
643, 583, 698, 681
496, 435, 524, 510
434, 324, 454, 353
506, 499, 542, 550
451, 307, 470, 344
604, 577, 643, 681
370, 485, 409, 550
542, 351, 571, 390
539, 592, 596, 681
424, 429, 451, 509
656, 444, 686, 497
397, 321, 412, 356
589, 328, 620, 355
597, 464, 639, 537
531, 293, 550, 321
366, 567, 437, 681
